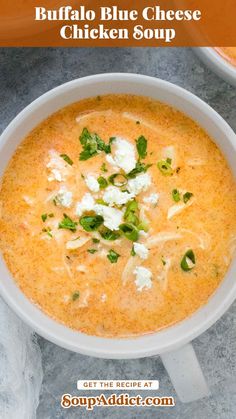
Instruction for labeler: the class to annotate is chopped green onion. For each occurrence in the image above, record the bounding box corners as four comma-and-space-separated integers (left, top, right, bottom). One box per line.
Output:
157, 159, 173, 176
108, 173, 128, 187
119, 223, 139, 242
58, 214, 78, 232
79, 215, 104, 232
136, 135, 147, 159
99, 227, 120, 241
172, 189, 181, 202
107, 249, 120, 264
72, 291, 80, 301
60, 154, 73, 166
125, 213, 139, 226
92, 238, 100, 244
137, 221, 149, 232
181, 250, 196, 272
125, 200, 138, 215
124, 200, 139, 226
183, 192, 193, 204
87, 249, 98, 254
97, 176, 108, 189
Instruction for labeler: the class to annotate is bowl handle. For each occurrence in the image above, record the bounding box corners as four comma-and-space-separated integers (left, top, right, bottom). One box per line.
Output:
160, 343, 210, 403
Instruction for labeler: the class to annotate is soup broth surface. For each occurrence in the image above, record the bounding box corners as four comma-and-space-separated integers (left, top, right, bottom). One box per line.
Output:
1, 94, 236, 337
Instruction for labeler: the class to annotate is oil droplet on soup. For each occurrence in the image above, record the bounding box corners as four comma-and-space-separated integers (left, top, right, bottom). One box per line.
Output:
0, 94, 236, 338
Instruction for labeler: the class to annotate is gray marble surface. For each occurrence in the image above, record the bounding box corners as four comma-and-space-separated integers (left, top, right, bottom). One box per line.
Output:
1, 47, 236, 418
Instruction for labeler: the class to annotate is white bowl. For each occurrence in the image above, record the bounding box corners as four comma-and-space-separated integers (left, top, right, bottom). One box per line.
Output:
0, 73, 236, 360
196, 47, 236, 87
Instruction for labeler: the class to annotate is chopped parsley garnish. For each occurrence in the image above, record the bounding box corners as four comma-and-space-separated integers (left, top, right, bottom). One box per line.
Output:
157, 159, 173, 176
172, 189, 181, 203
183, 192, 193, 204
136, 135, 147, 159
72, 291, 80, 301
60, 154, 73, 166
97, 176, 108, 189
119, 223, 139, 242
99, 227, 120, 241
101, 163, 108, 173
87, 249, 98, 254
181, 250, 196, 272
79, 128, 111, 161
79, 215, 104, 232
127, 161, 152, 179
58, 214, 78, 232
107, 249, 120, 264
108, 173, 128, 187
92, 238, 100, 244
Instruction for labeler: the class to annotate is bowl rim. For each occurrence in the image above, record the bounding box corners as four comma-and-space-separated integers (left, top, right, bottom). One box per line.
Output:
0, 72, 236, 359
197, 47, 236, 84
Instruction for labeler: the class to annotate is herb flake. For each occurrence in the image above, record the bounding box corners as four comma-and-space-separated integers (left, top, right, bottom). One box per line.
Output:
60, 154, 73, 166
107, 249, 120, 264
58, 214, 78, 232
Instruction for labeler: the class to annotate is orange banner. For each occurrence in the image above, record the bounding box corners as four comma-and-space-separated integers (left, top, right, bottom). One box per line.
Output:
0, 0, 235, 47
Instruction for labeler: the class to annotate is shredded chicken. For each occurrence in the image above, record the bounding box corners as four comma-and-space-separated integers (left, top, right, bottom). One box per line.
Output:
167, 199, 194, 220
122, 256, 139, 284
66, 235, 91, 250
180, 228, 211, 250
146, 232, 182, 248
157, 258, 172, 291
76, 110, 114, 123
187, 158, 206, 166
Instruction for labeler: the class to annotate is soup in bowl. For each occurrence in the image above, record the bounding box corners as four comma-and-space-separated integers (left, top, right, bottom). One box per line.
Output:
0, 74, 236, 365
1, 92, 236, 339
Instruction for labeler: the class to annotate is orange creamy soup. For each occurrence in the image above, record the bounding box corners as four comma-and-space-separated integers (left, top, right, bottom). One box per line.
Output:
215, 47, 236, 67
1, 94, 236, 338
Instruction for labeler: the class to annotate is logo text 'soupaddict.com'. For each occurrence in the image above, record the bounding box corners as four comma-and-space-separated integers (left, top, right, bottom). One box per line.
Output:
61, 380, 175, 411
